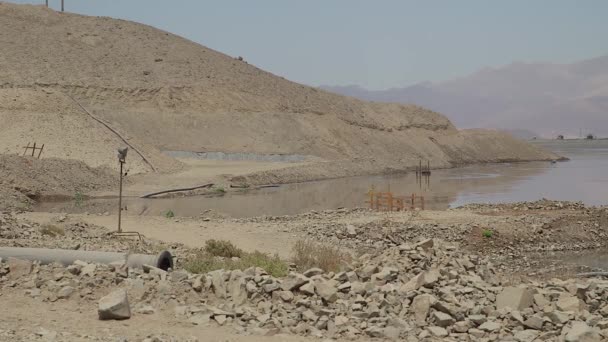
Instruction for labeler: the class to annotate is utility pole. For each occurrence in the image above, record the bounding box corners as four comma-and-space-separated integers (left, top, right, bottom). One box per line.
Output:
61, 0, 64, 12
45, 0, 48, 7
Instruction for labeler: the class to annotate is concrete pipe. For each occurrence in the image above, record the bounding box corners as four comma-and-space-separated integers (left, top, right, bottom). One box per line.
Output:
0, 247, 173, 271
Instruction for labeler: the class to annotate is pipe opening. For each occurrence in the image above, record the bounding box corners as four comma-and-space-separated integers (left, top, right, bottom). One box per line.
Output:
156, 250, 173, 271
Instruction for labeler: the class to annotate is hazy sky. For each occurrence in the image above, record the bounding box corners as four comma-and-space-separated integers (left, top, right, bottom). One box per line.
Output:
9, 0, 608, 89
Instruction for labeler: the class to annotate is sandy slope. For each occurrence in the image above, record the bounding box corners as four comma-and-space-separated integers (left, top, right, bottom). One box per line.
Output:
0, 2, 557, 181
0, 88, 182, 174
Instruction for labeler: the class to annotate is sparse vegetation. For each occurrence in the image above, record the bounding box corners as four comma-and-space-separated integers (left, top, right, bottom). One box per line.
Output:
204, 239, 243, 258
482, 229, 494, 238
214, 187, 226, 194
40, 224, 65, 237
164, 210, 175, 218
73, 191, 84, 207
291, 239, 350, 273
183, 245, 288, 277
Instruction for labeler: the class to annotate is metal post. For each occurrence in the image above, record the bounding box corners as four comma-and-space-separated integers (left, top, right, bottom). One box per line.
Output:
32, 142, 36, 157
45, 0, 48, 7
118, 161, 123, 233
37, 144, 45, 159
61, 0, 64, 12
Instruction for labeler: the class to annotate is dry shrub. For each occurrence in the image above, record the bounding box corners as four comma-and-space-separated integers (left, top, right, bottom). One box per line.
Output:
204, 239, 244, 258
291, 239, 350, 273
183, 249, 288, 277
40, 224, 65, 237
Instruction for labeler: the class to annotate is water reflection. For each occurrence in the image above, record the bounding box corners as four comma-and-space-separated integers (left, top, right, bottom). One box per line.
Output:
35, 140, 608, 218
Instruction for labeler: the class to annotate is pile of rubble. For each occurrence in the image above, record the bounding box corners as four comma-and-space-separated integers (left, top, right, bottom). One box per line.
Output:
454, 199, 589, 212
2, 236, 608, 341
0, 212, 190, 257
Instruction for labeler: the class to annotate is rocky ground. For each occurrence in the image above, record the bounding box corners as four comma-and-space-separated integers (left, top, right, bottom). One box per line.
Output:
1, 200, 608, 341
238, 200, 608, 279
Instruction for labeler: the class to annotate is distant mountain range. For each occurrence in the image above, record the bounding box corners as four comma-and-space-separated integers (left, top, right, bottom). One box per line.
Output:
321, 56, 608, 138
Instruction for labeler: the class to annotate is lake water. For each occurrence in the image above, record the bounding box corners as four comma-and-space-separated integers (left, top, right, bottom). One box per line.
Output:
36, 140, 608, 218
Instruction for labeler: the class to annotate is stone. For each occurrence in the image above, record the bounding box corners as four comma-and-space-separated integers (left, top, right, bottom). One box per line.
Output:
372, 267, 398, 283
334, 316, 349, 327
81, 263, 97, 277
315, 281, 337, 303
365, 326, 383, 338
478, 321, 502, 332
523, 315, 544, 330
383, 326, 400, 340
257, 313, 271, 323
415, 238, 434, 250
595, 320, 608, 329
170, 270, 189, 282
399, 273, 423, 293
8, 258, 32, 279
511, 310, 525, 325
426, 326, 448, 337
299, 282, 315, 296
302, 309, 318, 322
214, 315, 227, 326
432, 311, 455, 327
358, 265, 379, 280
192, 275, 204, 292
421, 269, 440, 288
303, 268, 323, 277
469, 328, 485, 338
66, 265, 82, 275
35, 327, 57, 340
337, 282, 351, 292
98, 289, 131, 320
281, 274, 309, 291
209, 270, 226, 298
262, 282, 281, 293
533, 293, 550, 308
514, 330, 540, 342
557, 295, 583, 313
411, 294, 435, 325
189, 314, 211, 325
346, 271, 358, 282
453, 321, 470, 333
346, 224, 357, 237
136, 305, 156, 314
496, 286, 535, 311
469, 314, 487, 326
57, 286, 75, 299
351, 281, 372, 295
546, 310, 570, 324
278, 290, 294, 302
565, 322, 601, 342
114, 264, 129, 278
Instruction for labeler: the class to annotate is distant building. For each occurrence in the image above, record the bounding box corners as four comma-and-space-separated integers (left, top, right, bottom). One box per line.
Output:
557, 135, 564, 140
586, 134, 595, 140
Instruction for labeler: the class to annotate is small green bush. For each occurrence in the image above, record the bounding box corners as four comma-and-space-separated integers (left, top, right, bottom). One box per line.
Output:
482, 229, 494, 238
74, 191, 84, 208
214, 187, 226, 194
204, 239, 244, 258
164, 210, 175, 218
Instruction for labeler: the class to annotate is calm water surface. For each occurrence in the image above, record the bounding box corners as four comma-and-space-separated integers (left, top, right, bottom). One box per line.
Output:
36, 140, 608, 218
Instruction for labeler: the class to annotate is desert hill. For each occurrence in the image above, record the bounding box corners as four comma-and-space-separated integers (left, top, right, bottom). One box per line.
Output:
0, 2, 556, 176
